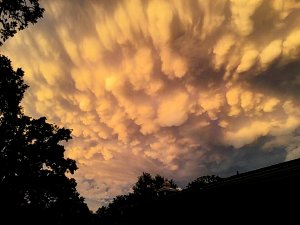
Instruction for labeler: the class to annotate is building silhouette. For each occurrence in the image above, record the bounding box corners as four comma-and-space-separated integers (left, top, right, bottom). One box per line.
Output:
157, 180, 180, 197
99, 158, 300, 225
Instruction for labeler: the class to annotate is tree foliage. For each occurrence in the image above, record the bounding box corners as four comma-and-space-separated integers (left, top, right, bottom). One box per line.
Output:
96, 172, 178, 223
0, 55, 90, 224
132, 172, 177, 199
186, 175, 222, 190
0, 0, 44, 45
0, 1, 94, 223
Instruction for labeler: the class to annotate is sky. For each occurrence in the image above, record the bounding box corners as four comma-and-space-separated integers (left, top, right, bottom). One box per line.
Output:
2, 0, 300, 211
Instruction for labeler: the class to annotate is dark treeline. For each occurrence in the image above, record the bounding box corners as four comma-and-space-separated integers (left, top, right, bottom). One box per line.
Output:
94, 159, 300, 225
0, 55, 93, 224
95, 172, 222, 225
0, 1, 92, 224
96, 173, 178, 220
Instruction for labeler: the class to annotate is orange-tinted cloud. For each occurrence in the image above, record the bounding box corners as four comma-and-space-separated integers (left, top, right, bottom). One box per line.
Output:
2, 0, 300, 211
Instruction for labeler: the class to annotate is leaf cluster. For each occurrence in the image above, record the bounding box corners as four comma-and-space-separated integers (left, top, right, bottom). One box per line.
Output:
0, 0, 44, 45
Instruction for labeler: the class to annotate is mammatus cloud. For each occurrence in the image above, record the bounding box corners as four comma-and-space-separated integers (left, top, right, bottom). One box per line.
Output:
2, 0, 300, 211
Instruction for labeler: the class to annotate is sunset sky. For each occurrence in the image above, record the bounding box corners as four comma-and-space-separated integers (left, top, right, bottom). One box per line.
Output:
2, 0, 300, 211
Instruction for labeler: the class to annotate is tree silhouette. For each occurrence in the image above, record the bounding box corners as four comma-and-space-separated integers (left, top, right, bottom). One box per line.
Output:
133, 173, 178, 194
0, 1, 94, 224
132, 172, 177, 200
0, 0, 44, 45
95, 172, 178, 225
0, 55, 90, 224
186, 175, 222, 189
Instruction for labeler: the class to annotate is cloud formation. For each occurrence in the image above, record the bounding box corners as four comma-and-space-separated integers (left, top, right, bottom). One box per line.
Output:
2, 0, 300, 211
